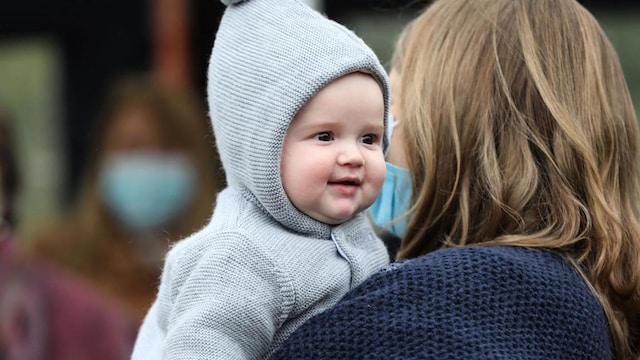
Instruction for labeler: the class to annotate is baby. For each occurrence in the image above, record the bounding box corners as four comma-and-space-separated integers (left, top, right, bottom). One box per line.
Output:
131, 0, 391, 358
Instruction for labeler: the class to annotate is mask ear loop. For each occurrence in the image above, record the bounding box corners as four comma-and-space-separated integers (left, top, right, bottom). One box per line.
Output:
384, 113, 400, 157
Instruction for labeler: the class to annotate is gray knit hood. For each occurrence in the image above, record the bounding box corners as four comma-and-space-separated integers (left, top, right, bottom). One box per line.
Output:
208, 0, 390, 238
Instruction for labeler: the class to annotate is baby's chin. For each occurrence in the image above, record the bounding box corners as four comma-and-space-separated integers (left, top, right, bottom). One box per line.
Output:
322, 217, 352, 226
315, 209, 363, 226
304, 201, 373, 225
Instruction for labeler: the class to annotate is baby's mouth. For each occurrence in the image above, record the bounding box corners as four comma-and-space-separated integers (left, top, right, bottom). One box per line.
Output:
328, 178, 361, 186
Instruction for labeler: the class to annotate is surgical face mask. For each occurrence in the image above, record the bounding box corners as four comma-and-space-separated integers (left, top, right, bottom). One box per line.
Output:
368, 161, 412, 238
99, 152, 196, 234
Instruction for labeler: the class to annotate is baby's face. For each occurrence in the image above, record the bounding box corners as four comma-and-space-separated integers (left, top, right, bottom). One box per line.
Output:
281, 72, 386, 224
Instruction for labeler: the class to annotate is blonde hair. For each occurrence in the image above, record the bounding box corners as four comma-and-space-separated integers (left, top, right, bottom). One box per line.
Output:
395, 0, 640, 358
390, 19, 415, 73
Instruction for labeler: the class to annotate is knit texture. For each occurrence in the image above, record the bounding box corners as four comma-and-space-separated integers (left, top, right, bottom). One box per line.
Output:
131, 0, 391, 357
208, 0, 390, 239
132, 189, 389, 359
271, 246, 611, 359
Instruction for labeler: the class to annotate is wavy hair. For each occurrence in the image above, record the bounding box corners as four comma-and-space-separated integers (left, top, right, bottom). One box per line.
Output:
395, 0, 640, 357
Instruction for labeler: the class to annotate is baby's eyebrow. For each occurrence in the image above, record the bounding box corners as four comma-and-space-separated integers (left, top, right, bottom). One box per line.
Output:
301, 120, 342, 131
366, 123, 385, 132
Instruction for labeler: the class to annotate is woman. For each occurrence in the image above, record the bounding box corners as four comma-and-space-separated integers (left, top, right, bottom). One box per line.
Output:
27, 76, 224, 324
272, 0, 640, 358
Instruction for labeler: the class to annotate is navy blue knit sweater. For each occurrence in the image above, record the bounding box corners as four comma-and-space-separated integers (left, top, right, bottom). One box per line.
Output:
271, 246, 611, 359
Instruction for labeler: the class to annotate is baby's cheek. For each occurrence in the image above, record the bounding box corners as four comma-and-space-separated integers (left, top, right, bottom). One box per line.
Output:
369, 155, 387, 193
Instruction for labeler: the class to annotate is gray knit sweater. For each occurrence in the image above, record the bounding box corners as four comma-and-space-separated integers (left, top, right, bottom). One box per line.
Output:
131, 0, 391, 358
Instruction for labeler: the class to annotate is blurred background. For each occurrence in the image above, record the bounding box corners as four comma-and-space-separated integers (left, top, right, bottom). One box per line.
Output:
0, 0, 638, 357
0, 0, 638, 237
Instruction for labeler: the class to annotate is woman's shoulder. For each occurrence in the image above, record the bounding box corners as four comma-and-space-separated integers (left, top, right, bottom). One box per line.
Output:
365, 246, 605, 316
342, 245, 609, 349
374, 246, 575, 289
337, 245, 601, 314
394, 245, 574, 282
271, 245, 611, 360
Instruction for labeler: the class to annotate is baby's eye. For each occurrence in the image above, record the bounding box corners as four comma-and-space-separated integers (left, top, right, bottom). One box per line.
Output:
314, 132, 334, 142
361, 134, 378, 145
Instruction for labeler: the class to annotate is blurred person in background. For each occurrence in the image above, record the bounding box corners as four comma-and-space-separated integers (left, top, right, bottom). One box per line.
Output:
26, 75, 223, 324
0, 104, 137, 359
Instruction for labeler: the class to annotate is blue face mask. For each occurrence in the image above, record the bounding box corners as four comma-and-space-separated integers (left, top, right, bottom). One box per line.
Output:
99, 152, 196, 234
368, 161, 412, 238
